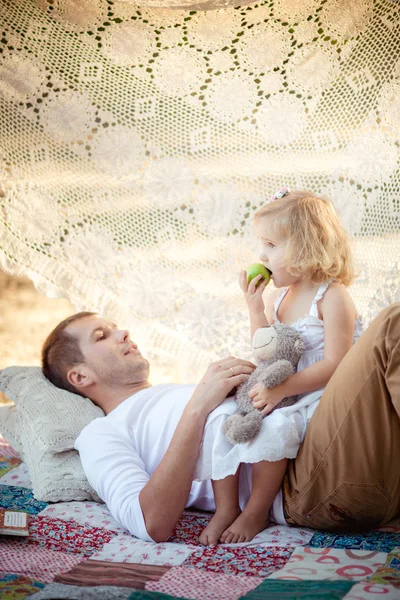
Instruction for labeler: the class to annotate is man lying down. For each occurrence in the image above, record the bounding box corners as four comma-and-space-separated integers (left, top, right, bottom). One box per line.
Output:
42, 307, 400, 545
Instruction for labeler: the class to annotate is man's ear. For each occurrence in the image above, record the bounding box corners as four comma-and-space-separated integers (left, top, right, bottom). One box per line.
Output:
67, 365, 94, 390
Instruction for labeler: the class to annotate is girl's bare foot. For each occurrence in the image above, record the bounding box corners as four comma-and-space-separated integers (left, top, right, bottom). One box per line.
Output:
220, 510, 269, 544
199, 507, 241, 546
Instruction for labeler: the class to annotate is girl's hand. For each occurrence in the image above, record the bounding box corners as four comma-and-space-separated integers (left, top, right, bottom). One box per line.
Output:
248, 382, 286, 415
239, 270, 268, 315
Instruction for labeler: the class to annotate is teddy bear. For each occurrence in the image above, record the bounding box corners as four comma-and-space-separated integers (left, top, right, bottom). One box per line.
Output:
223, 323, 304, 444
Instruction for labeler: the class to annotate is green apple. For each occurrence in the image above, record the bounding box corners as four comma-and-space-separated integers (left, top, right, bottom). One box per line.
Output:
246, 263, 271, 287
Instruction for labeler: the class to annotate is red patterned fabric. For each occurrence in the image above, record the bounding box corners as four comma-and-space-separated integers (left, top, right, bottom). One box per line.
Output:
146, 565, 264, 599
183, 544, 293, 577
0, 441, 20, 459
168, 513, 211, 545
29, 516, 115, 557
0, 539, 85, 583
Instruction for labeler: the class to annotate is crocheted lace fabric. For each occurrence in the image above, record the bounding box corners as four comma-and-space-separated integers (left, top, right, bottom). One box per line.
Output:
0, 0, 399, 383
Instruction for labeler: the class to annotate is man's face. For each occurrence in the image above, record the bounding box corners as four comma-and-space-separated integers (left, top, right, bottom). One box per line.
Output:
66, 315, 150, 386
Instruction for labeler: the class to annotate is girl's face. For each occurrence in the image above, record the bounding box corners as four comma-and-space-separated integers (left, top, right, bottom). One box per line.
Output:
254, 217, 298, 288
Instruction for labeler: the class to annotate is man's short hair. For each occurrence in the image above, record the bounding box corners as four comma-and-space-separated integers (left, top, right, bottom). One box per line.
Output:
42, 312, 96, 397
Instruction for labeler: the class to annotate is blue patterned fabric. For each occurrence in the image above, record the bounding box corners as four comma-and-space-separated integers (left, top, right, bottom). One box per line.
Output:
0, 484, 48, 514
241, 579, 354, 599
0, 573, 45, 599
309, 530, 400, 553
129, 593, 189, 600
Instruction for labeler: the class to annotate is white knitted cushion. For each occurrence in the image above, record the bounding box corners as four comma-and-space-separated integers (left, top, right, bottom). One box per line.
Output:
0, 404, 22, 454
0, 366, 104, 503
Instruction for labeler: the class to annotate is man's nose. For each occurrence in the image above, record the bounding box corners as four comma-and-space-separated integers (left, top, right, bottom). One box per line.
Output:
116, 329, 130, 343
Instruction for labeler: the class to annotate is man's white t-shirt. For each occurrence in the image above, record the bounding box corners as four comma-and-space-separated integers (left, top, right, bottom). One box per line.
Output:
75, 383, 285, 541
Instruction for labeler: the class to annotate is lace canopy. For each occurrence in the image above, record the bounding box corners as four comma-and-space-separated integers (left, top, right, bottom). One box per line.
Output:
1, 0, 399, 383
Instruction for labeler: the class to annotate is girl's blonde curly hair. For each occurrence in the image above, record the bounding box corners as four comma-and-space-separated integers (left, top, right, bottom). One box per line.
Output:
254, 189, 356, 286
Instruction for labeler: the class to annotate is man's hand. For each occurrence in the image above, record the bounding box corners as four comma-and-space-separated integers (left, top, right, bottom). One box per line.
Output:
248, 382, 286, 415
187, 357, 256, 417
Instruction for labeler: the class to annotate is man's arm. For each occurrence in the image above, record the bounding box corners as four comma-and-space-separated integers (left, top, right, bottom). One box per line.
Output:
139, 357, 255, 542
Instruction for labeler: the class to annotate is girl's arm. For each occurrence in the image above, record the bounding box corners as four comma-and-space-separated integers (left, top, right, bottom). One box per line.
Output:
239, 270, 276, 344
250, 283, 357, 414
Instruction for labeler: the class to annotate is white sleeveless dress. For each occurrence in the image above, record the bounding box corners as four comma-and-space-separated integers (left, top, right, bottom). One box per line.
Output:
195, 280, 364, 482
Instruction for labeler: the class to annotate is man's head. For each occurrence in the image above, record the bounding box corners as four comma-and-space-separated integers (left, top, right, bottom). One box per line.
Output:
42, 312, 150, 404
42, 312, 96, 397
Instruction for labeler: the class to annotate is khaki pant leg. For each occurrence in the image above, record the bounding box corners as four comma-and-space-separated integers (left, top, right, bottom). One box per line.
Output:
284, 302, 400, 532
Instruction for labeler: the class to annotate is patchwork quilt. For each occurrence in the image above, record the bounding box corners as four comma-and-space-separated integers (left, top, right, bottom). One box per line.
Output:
1, 438, 399, 600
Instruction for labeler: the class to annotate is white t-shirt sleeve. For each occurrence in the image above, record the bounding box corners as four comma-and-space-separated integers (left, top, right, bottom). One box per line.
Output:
75, 420, 154, 542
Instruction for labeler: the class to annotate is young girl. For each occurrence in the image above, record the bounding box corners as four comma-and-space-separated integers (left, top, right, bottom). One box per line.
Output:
198, 188, 363, 546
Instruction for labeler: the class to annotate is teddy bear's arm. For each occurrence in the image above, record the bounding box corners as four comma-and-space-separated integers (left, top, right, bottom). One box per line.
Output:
260, 359, 294, 389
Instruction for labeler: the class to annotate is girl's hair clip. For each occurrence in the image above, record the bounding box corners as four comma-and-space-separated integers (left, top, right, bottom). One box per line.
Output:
268, 187, 290, 203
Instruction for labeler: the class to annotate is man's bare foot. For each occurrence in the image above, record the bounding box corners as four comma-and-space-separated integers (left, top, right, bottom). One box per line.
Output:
199, 507, 241, 546
220, 510, 269, 544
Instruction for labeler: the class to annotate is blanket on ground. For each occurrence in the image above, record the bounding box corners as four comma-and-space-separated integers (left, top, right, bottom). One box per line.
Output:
1, 440, 399, 600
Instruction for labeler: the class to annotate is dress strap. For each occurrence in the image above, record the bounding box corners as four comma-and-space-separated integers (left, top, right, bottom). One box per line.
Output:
273, 287, 289, 322
309, 279, 333, 318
